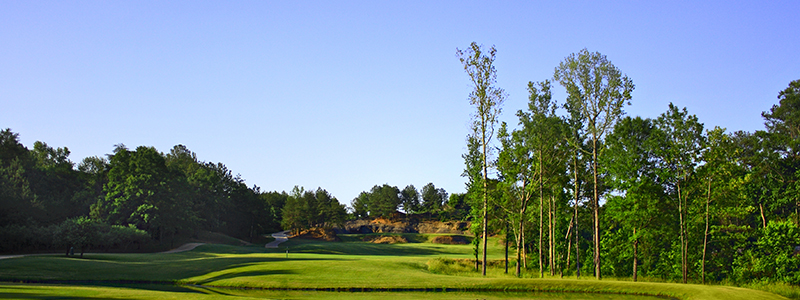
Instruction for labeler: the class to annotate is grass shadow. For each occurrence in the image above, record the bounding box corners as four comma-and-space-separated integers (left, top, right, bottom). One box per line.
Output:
283, 239, 469, 256
193, 269, 298, 285
0, 292, 112, 300
0, 285, 129, 300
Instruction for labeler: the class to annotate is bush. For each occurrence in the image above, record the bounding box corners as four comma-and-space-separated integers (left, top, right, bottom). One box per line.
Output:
733, 220, 800, 284
0, 218, 151, 255
426, 257, 475, 275
430, 235, 469, 245
107, 224, 149, 251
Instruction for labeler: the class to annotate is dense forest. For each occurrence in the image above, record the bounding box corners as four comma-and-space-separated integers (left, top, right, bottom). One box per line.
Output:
0, 131, 456, 254
0, 138, 292, 253
459, 43, 800, 285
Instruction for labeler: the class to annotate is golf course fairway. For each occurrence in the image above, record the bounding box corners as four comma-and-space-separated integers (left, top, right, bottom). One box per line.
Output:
0, 234, 790, 300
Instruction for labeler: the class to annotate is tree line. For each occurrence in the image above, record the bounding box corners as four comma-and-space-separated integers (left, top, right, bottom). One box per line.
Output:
0, 137, 293, 253
459, 42, 800, 285
0, 132, 460, 253
349, 183, 452, 219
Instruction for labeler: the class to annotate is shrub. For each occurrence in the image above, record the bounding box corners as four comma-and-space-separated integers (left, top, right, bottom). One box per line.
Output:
732, 220, 800, 284
426, 257, 475, 275
430, 235, 469, 245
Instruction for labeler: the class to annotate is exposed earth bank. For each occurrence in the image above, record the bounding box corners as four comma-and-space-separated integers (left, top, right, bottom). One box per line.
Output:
337, 218, 470, 234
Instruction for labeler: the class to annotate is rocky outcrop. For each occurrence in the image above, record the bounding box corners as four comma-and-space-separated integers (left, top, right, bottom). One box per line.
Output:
293, 228, 341, 241
338, 218, 470, 234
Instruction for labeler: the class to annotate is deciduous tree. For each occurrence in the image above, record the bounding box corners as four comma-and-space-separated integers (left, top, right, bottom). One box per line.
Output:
554, 49, 634, 279
652, 104, 705, 283
457, 42, 506, 276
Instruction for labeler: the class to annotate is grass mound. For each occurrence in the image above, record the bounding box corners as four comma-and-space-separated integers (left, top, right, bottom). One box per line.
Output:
192, 231, 252, 246
430, 235, 470, 245
364, 235, 408, 244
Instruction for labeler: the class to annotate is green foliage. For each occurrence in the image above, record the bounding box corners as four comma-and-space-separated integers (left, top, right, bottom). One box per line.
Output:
0, 133, 288, 249
420, 182, 447, 214
0, 220, 149, 254
444, 193, 471, 221
400, 184, 420, 214
94, 145, 194, 240
762, 79, 800, 159
350, 191, 370, 219
733, 220, 800, 284
369, 184, 402, 218
0, 156, 38, 226
458, 42, 507, 276
350, 184, 418, 219
601, 116, 671, 280
555, 48, 634, 280
57, 216, 99, 257
282, 186, 346, 232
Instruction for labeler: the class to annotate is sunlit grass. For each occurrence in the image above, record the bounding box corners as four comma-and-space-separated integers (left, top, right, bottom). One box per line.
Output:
0, 236, 792, 300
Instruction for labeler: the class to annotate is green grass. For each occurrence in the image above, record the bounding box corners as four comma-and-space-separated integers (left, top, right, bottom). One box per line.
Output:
0, 283, 675, 300
0, 283, 265, 300
0, 236, 792, 300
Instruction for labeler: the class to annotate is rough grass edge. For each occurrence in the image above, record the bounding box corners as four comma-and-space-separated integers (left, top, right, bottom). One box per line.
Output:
743, 281, 800, 299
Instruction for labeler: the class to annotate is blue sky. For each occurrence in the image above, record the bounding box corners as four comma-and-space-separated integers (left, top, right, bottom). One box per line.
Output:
2, 1, 798, 205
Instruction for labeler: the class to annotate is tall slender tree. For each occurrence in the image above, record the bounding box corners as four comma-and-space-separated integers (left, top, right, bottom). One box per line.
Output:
760, 79, 800, 225
457, 42, 506, 276
603, 116, 661, 281
652, 103, 705, 284
699, 126, 736, 284
497, 122, 534, 277
519, 80, 566, 277
554, 49, 634, 280
563, 95, 587, 278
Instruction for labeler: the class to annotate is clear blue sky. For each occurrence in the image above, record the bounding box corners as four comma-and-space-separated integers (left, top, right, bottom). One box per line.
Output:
3, 1, 798, 205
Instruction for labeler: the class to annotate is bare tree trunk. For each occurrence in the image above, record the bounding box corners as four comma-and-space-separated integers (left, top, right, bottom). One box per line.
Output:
759, 203, 767, 228
633, 190, 638, 282
549, 192, 555, 276
684, 232, 689, 284
482, 200, 488, 276
516, 221, 523, 277
523, 224, 527, 269
481, 128, 489, 277
515, 189, 530, 277
565, 216, 573, 278
678, 182, 687, 284
573, 153, 580, 279
475, 239, 480, 271
633, 227, 638, 282
505, 222, 509, 274
592, 139, 601, 280
703, 178, 711, 284
539, 154, 544, 278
